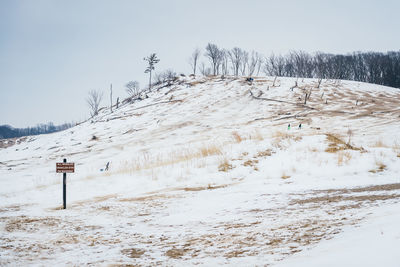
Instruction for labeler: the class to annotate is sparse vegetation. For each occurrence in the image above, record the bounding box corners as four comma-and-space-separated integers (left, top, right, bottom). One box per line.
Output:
369, 161, 387, 173
337, 151, 352, 166
256, 149, 273, 157
232, 131, 243, 143
325, 133, 362, 153
272, 131, 302, 149
86, 90, 103, 117
243, 159, 259, 171
218, 158, 234, 172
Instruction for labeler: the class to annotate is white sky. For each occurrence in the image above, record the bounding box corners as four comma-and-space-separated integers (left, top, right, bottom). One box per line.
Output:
1, 0, 399, 127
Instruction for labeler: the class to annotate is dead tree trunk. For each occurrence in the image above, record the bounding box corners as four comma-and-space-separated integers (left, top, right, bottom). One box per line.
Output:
317, 78, 322, 88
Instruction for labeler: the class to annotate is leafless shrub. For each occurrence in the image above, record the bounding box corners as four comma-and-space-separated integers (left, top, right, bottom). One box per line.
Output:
86, 90, 103, 117
125, 81, 140, 101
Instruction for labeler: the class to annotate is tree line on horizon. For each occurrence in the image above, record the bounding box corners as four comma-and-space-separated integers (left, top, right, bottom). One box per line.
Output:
86, 45, 400, 119
191, 44, 400, 89
0, 122, 74, 139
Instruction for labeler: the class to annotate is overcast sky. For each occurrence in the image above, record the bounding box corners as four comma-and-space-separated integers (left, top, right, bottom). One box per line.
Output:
1, 0, 399, 127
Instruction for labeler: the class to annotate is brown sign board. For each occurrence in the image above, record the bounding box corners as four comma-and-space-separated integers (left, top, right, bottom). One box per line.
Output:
56, 162, 75, 173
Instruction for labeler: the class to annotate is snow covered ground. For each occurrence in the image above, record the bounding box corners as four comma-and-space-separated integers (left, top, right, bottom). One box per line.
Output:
1, 75, 400, 265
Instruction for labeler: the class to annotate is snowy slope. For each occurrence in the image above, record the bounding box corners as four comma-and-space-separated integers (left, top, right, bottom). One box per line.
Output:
1, 75, 400, 266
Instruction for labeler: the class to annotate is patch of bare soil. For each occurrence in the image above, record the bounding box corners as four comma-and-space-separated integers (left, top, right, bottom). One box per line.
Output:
4, 216, 61, 232
313, 182, 400, 194
0, 137, 28, 149
121, 248, 145, 258
165, 248, 189, 259
291, 193, 400, 205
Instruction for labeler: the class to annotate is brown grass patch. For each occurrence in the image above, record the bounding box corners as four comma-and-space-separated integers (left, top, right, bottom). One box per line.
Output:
199, 145, 222, 157
225, 249, 249, 258
5, 216, 61, 232
218, 159, 234, 172
165, 248, 188, 259
105, 144, 223, 177
256, 149, 273, 157
291, 193, 400, 205
373, 140, 388, 148
325, 133, 363, 153
281, 173, 291, 179
183, 184, 229, 191
243, 159, 259, 171
121, 248, 145, 258
232, 131, 243, 143
369, 162, 387, 173
272, 131, 302, 149
189, 80, 206, 86
337, 151, 352, 166
119, 194, 171, 202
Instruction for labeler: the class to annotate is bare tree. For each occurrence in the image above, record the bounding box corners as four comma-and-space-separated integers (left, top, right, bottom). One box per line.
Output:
125, 81, 140, 100
86, 90, 103, 117
228, 47, 243, 76
264, 53, 285, 76
154, 69, 177, 85
205, 43, 222, 75
189, 48, 201, 75
144, 53, 160, 91
240, 50, 249, 76
248, 51, 262, 76
220, 49, 229, 75
199, 62, 211, 76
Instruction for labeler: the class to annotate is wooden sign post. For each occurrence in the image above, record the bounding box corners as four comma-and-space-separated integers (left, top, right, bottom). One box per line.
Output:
56, 159, 75, 209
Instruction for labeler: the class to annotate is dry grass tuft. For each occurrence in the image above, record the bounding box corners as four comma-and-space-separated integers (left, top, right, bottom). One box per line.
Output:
218, 159, 234, 172
325, 133, 362, 153
121, 248, 145, 259
281, 173, 291, 179
165, 248, 188, 259
232, 131, 243, 143
243, 159, 259, 171
119, 144, 223, 174
189, 80, 206, 86
337, 151, 352, 166
392, 142, 400, 157
199, 144, 223, 157
369, 161, 387, 173
272, 131, 302, 149
373, 140, 388, 148
256, 149, 273, 157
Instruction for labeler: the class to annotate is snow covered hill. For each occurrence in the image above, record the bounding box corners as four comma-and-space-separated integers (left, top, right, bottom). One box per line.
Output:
1, 75, 400, 266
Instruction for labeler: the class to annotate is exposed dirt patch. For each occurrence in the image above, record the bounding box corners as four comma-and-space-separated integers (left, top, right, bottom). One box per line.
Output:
314, 183, 400, 194
119, 194, 172, 202
291, 194, 400, 205
5, 216, 61, 232
256, 149, 273, 157
121, 248, 145, 258
0, 204, 22, 213
165, 248, 189, 259
218, 161, 234, 172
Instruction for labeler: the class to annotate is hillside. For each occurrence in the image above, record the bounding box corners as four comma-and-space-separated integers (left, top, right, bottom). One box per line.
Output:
1, 76, 400, 266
